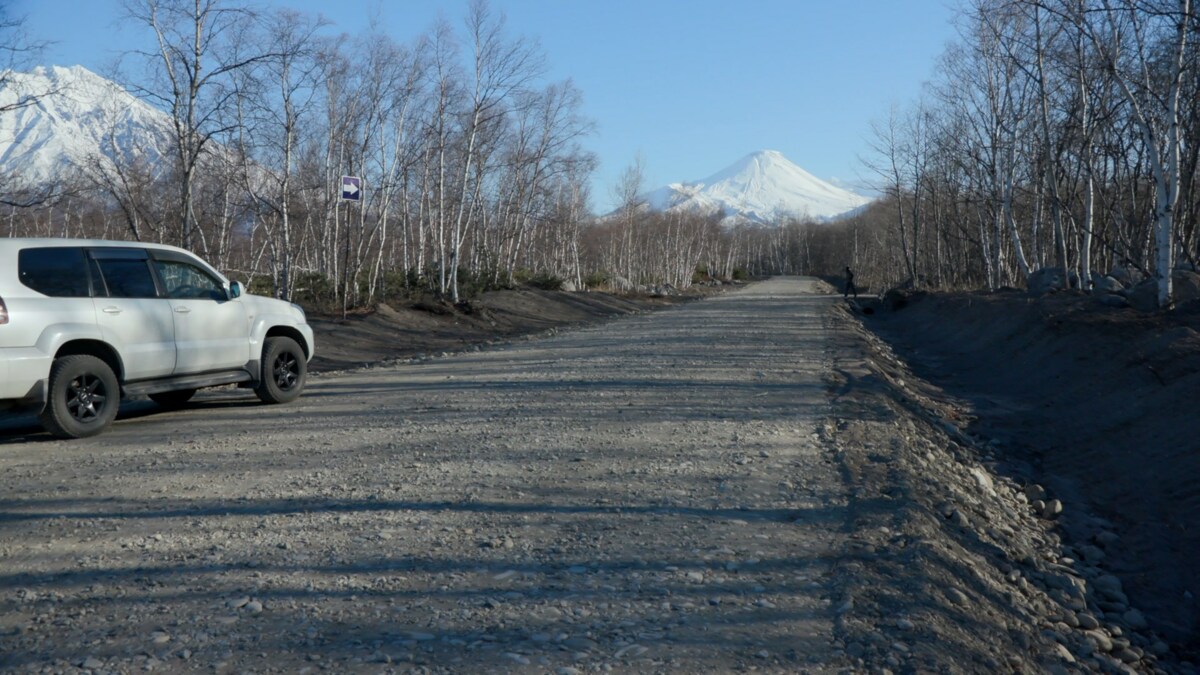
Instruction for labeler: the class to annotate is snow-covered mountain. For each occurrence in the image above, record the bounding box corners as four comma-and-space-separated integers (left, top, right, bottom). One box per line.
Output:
642, 150, 871, 225
0, 65, 175, 188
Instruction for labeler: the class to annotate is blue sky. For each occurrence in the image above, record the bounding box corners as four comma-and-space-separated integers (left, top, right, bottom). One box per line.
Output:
16, 0, 958, 211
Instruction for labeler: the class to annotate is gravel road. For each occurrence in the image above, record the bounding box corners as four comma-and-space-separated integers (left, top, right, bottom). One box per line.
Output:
0, 277, 852, 674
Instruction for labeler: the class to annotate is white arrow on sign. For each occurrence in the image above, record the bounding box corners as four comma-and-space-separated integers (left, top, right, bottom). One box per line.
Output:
341, 176, 362, 201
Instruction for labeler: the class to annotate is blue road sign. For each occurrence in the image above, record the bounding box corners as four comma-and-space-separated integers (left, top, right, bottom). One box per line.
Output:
341, 176, 362, 201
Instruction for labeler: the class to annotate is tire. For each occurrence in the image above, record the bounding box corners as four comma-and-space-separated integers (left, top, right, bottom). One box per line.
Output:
38, 355, 121, 439
149, 388, 196, 409
255, 336, 307, 404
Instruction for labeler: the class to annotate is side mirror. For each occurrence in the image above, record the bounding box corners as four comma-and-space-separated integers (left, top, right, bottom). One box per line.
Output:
229, 281, 243, 299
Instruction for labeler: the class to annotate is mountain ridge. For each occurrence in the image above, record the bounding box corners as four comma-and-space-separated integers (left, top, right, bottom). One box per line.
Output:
0, 65, 175, 188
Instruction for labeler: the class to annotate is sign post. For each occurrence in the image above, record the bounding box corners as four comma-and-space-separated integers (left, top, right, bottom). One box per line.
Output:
340, 175, 362, 202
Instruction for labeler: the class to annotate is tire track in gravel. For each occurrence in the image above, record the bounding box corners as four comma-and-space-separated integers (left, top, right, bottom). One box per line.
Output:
0, 277, 850, 673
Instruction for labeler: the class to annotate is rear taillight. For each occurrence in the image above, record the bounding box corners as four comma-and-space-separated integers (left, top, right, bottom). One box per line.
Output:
0, 295, 7, 324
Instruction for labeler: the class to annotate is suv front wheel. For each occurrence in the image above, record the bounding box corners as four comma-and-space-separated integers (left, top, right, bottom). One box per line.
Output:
39, 355, 120, 439
255, 336, 306, 404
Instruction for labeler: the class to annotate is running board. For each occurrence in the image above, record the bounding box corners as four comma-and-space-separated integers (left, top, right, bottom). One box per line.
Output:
123, 371, 253, 397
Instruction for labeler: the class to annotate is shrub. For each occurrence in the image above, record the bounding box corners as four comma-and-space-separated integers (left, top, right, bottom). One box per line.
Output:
584, 271, 610, 288
527, 271, 564, 291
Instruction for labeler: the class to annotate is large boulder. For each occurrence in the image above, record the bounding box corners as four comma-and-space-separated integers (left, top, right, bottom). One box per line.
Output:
1028, 267, 1079, 296
1122, 270, 1200, 310
1123, 279, 1160, 312
1097, 294, 1130, 308
1090, 273, 1125, 295
561, 279, 578, 292
1174, 269, 1200, 304
609, 276, 634, 292
1108, 263, 1145, 288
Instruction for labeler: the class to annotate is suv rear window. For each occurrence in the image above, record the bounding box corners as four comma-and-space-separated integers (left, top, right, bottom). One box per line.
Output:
18, 248, 91, 297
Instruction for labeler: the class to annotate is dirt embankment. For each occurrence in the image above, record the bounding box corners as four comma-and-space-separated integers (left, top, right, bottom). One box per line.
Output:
860, 290, 1200, 655
306, 286, 720, 373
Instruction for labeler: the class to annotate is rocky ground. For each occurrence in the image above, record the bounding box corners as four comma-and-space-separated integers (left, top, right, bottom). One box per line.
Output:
0, 278, 1191, 674
853, 289, 1200, 671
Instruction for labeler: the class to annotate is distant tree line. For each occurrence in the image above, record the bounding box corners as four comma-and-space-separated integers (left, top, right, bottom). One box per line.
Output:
753, 0, 1198, 308
0, 0, 772, 310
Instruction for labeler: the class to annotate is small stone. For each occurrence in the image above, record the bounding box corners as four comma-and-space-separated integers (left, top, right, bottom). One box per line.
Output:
1025, 484, 1047, 502
244, 600, 263, 614
1115, 648, 1141, 664
1054, 643, 1076, 664
1094, 574, 1123, 595
80, 657, 104, 669
945, 588, 969, 605
228, 596, 251, 609
896, 618, 915, 631
504, 652, 531, 665
562, 637, 598, 651
1042, 499, 1064, 518
1085, 630, 1113, 653
1122, 609, 1148, 630
557, 668, 583, 675
1077, 613, 1100, 630
1078, 545, 1106, 563
151, 631, 171, 645
613, 644, 647, 658
686, 571, 704, 582
951, 510, 970, 528
409, 632, 435, 641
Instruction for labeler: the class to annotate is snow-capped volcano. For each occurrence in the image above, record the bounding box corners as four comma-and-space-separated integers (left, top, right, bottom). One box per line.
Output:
0, 65, 175, 188
643, 150, 871, 224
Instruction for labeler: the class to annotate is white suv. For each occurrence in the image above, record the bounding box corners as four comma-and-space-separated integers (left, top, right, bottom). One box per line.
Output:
0, 239, 315, 438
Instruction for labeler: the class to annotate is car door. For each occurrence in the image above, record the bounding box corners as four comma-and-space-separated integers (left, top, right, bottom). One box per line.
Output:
88, 248, 177, 381
150, 252, 249, 375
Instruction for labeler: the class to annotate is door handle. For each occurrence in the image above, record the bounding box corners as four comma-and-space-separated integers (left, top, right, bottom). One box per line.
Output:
102, 307, 121, 315
174, 307, 192, 314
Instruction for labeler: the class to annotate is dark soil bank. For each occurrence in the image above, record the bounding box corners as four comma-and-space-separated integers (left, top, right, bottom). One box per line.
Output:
306, 287, 712, 373
864, 290, 1200, 654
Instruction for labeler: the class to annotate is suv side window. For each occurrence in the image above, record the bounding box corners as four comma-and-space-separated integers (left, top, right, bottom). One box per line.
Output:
90, 249, 159, 299
18, 247, 91, 297
154, 259, 227, 301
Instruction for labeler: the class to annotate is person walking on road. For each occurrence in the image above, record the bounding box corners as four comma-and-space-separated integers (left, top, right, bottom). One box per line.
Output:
844, 266, 858, 299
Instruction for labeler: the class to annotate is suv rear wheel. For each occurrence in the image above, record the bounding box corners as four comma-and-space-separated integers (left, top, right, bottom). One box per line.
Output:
255, 336, 306, 404
39, 355, 120, 439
